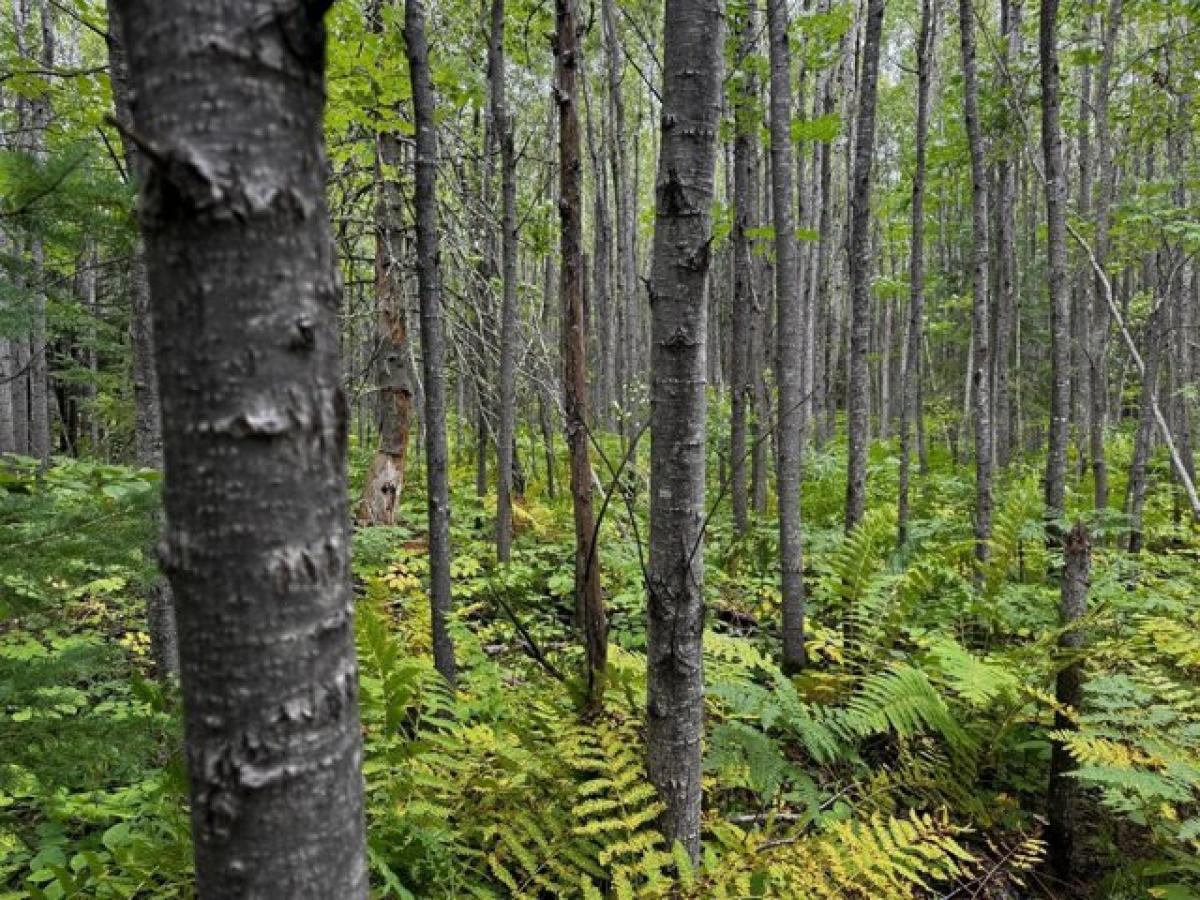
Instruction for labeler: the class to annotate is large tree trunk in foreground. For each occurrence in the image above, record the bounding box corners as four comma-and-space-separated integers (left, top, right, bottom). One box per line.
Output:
406, 0, 459, 686
116, 0, 368, 893
556, 0, 607, 709
1048, 522, 1090, 878
646, 0, 722, 863
1040, 0, 1071, 541
766, 0, 805, 673
845, 0, 885, 533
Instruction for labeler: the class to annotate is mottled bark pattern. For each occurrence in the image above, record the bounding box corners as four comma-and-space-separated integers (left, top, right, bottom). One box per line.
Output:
646, 0, 723, 862
116, 0, 368, 894
358, 125, 414, 527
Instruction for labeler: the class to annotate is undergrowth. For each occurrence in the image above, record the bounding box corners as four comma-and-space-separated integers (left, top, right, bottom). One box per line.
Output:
1, 426, 1198, 898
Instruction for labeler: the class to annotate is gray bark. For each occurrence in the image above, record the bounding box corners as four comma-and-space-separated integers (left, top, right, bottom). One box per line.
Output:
730, 1, 758, 537
766, 0, 805, 673
106, 0, 178, 678
1047, 522, 1090, 878
407, 0, 459, 686
115, 0, 368, 893
959, 0, 993, 575
1087, 0, 1123, 512
898, 0, 935, 548
1040, 0, 1071, 537
993, 0, 1021, 468
646, 0, 722, 862
601, 0, 637, 440
844, 0, 885, 532
26, 0, 52, 463
491, 0, 519, 561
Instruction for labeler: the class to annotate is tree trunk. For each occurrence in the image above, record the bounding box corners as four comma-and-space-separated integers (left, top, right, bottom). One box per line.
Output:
407, 0, 459, 686
1040, 0, 1071, 540
959, 0, 993, 576
993, 0, 1021, 468
730, 1, 759, 537
555, 0, 607, 710
106, 0, 178, 678
115, 0, 368, 893
645, 0, 722, 862
1088, 0, 1123, 512
844, 0, 885, 533
898, 0, 935, 548
26, 0, 53, 464
601, 0, 637, 442
1048, 522, 1091, 879
491, 0, 520, 561
358, 1, 415, 527
766, 0, 805, 673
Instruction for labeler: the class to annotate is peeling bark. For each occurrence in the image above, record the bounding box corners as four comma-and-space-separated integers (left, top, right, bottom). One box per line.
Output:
556, 0, 607, 709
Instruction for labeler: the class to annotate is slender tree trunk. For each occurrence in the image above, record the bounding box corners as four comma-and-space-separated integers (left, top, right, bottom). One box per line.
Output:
407, 0, 458, 686
106, 0, 178, 678
645, 0, 722, 862
844, 0, 884, 533
898, 0, 935, 548
1088, 0, 1122, 513
1040, 0, 1071, 539
491, 0, 519, 561
116, 0, 368, 892
766, 0, 806, 673
959, 0, 993, 576
556, 0, 607, 710
601, 0, 636, 441
994, 0, 1021, 468
1048, 522, 1091, 879
730, 2, 759, 537
25, 0, 52, 463
358, 2, 415, 526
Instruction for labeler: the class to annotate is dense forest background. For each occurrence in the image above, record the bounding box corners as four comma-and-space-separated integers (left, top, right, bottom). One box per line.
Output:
2, 0, 1199, 896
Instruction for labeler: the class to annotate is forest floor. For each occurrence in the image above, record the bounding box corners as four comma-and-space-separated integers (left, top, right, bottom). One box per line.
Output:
1, 431, 1198, 898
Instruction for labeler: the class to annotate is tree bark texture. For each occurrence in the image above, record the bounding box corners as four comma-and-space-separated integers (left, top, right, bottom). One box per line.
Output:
491, 0, 519, 561
556, 0, 608, 710
646, 0, 722, 863
898, 0, 934, 548
1040, 0, 1071, 538
845, 0, 884, 533
115, 0, 368, 893
958, 0, 993, 575
406, 0, 458, 686
766, 0, 806, 673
